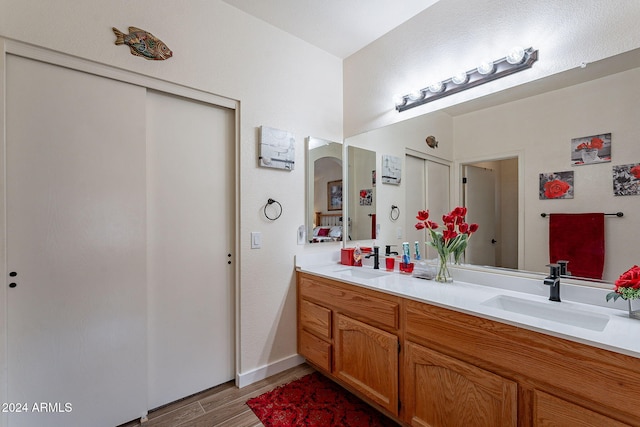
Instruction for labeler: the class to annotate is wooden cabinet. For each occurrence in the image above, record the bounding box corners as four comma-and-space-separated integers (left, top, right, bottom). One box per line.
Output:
297, 273, 400, 416
405, 341, 516, 427
334, 313, 398, 414
297, 272, 640, 426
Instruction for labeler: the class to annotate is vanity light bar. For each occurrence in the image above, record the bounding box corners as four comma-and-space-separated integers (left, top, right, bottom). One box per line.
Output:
395, 47, 538, 112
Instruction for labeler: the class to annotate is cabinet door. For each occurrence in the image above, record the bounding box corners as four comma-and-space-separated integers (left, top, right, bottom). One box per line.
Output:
334, 313, 398, 415
533, 390, 630, 427
405, 342, 517, 427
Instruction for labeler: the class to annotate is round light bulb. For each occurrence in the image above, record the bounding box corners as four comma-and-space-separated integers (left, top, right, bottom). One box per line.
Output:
428, 81, 445, 93
477, 60, 495, 75
451, 71, 469, 85
506, 46, 525, 65
393, 94, 407, 107
408, 89, 424, 101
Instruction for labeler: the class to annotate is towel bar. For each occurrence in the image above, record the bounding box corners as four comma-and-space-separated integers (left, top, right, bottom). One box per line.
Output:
540, 212, 623, 218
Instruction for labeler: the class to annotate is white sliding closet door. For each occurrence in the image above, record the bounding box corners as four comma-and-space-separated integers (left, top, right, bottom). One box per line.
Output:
146, 90, 235, 409
6, 55, 147, 427
405, 154, 450, 260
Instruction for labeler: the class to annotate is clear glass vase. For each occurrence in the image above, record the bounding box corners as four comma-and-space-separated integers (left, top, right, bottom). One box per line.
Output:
435, 251, 453, 283
628, 299, 640, 320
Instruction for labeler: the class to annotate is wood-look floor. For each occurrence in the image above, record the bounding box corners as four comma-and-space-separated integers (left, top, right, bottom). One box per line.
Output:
118, 363, 315, 427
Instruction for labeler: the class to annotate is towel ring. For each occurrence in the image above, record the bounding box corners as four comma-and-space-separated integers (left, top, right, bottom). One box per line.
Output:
264, 198, 283, 221
390, 205, 400, 221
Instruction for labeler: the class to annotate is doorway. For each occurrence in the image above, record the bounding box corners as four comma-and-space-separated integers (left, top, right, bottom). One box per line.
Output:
462, 158, 518, 269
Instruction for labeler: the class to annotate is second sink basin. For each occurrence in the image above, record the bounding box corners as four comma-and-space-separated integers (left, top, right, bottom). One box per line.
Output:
333, 267, 388, 280
481, 295, 610, 332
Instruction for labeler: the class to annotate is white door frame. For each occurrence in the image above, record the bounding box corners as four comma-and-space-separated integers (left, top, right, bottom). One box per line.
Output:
0, 38, 241, 425
454, 151, 525, 270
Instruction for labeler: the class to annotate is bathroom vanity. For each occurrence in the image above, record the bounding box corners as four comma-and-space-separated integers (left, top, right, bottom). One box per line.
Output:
296, 257, 640, 426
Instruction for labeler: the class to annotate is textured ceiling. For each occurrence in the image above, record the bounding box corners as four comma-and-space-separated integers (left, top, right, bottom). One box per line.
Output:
221, 0, 441, 58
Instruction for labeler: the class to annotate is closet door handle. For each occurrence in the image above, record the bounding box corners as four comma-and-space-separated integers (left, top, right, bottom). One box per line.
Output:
9, 271, 17, 288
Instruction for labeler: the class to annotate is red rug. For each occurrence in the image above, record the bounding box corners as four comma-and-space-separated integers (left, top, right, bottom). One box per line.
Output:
246, 372, 398, 426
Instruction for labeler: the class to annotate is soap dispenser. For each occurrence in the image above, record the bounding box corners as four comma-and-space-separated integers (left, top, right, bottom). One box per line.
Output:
353, 245, 362, 267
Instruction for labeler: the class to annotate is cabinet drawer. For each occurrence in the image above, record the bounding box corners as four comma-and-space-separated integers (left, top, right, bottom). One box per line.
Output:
533, 390, 630, 427
300, 299, 331, 339
299, 276, 399, 329
299, 329, 331, 372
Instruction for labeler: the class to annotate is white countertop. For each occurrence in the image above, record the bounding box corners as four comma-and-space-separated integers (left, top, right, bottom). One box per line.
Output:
296, 253, 640, 359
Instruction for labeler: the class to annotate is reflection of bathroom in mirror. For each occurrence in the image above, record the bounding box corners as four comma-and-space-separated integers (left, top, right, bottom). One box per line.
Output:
347, 146, 376, 241
343, 48, 640, 281
306, 137, 343, 243
462, 159, 518, 270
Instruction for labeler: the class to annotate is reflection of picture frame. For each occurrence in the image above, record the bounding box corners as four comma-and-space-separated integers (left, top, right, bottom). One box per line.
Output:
359, 189, 373, 206
613, 163, 640, 196
381, 155, 401, 185
327, 180, 343, 210
539, 171, 574, 200
571, 132, 611, 166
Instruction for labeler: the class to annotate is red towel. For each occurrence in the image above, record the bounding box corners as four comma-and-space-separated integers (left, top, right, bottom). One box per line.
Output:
549, 213, 605, 279
371, 214, 376, 239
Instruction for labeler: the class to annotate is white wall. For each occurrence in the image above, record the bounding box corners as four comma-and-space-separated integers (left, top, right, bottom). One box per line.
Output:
0, 0, 343, 393
454, 67, 640, 281
345, 111, 453, 247
344, 0, 640, 137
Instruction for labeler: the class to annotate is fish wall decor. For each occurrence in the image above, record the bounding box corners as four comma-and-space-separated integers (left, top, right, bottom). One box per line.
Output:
426, 135, 439, 149
113, 26, 172, 60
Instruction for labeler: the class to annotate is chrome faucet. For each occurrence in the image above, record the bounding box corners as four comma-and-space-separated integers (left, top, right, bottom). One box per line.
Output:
544, 263, 561, 302
365, 246, 380, 269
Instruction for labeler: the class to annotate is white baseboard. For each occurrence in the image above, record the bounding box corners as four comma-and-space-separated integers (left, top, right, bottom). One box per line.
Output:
236, 354, 305, 388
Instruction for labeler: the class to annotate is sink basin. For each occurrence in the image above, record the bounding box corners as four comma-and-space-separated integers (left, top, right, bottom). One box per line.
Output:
481, 295, 610, 332
333, 267, 388, 280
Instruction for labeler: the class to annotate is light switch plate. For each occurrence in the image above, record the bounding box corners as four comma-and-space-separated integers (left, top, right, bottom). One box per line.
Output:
251, 231, 262, 249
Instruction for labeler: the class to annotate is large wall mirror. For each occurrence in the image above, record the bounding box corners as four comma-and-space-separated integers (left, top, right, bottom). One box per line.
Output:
343, 47, 640, 282
306, 137, 343, 243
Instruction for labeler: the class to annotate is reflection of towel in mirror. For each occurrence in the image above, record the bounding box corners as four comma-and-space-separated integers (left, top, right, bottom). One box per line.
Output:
371, 214, 376, 239
549, 213, 605, 280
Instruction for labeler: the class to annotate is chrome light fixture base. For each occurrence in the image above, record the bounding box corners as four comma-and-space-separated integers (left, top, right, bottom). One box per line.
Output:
396, 47, 538, 112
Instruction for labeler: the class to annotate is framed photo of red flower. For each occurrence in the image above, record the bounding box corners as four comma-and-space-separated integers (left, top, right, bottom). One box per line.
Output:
571, 132, 611, 166
613, 163, 640, 196
539, 171, 574, 200
359, 189, 373, 206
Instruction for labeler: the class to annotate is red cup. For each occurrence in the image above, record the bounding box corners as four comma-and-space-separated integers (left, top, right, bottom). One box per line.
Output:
400, 262, 414, 273
385, 257, 395, 271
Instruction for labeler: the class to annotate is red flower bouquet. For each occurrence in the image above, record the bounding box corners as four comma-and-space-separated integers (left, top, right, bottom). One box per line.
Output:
606, 265, 640, 302
415, 207, 478, 282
